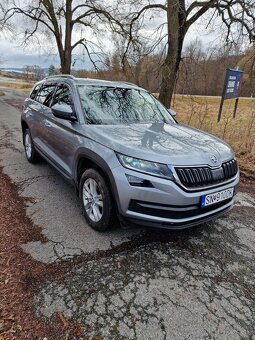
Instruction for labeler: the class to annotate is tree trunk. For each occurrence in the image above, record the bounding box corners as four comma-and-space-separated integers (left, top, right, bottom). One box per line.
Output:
60, 54, 71, 74
159, 48, 182, 108
60, 0, 72, 74
159, 0, 185, 108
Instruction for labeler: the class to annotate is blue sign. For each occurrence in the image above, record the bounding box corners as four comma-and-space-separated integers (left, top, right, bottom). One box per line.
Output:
224, 69, 243, 100
218, 68, 243, 122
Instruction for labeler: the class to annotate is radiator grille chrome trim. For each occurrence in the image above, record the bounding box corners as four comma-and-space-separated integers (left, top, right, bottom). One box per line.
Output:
172, 159, 238, 191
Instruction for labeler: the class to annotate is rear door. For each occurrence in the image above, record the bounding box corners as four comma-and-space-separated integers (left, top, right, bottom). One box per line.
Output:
43, 82, 80, 178
25, 82, 56, 151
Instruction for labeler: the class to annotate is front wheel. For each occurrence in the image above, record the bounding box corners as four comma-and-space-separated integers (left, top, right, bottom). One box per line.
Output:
80, 169, 114, 231
23, 128, 40, 163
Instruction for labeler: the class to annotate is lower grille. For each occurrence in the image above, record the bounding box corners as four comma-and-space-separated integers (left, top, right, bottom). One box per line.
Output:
175, 159, 238, 188
129, 199, 233, 220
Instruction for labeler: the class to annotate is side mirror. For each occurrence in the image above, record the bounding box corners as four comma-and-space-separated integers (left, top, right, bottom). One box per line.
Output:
51, 103, 77, 121
168, 108, 176, 117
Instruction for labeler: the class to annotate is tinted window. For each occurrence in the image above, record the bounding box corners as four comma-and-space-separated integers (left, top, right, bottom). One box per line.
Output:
30, 84, 41, 100
36, 83, 56, 107
77, 86, 175, 125
51, 84, 72, 107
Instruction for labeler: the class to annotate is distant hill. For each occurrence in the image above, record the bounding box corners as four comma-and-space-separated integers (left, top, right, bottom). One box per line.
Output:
0, 67, 49, 73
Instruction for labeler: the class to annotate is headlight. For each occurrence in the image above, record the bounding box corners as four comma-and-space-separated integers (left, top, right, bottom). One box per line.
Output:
116, 153, 174, 180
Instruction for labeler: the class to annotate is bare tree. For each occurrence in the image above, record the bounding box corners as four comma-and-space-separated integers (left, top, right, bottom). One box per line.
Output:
0, 0, 122, 73
238, 45, 255, 97
176, 40, 244, 96
121, 0, 255, 107
23, 64, 45, 80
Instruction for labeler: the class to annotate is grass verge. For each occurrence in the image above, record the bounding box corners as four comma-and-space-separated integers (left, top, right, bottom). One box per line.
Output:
0, 81, 34, 90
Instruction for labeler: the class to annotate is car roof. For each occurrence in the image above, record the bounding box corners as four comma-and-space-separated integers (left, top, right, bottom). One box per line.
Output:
39, 75, 142, 90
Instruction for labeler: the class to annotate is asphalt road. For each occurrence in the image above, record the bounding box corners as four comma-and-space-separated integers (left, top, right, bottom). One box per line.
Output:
1, 88, 255, 339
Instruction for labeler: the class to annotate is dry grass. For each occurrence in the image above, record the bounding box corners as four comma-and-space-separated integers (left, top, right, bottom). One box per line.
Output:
172, 95, 255, 174
22, 89, 32, 96
0, 81, 33, 96
0, 81, 34, 90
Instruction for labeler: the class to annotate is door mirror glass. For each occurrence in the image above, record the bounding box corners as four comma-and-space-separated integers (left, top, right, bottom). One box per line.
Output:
51, 103, 76, 121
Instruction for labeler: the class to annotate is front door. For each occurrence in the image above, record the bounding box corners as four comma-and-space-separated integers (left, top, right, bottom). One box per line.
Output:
43, 83, 80, 178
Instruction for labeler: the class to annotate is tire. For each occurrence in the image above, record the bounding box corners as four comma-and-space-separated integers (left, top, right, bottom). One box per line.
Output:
23, 128, 40, 163
80, 168, 114, 231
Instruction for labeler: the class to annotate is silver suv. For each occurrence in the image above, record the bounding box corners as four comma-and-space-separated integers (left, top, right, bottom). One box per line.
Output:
21, 75, 239, 231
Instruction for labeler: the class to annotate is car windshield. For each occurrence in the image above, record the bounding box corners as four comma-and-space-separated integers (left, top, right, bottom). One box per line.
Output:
77, 85, 176, 125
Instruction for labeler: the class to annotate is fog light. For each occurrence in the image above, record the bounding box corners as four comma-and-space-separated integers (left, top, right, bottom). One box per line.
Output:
126, 174, 154, 187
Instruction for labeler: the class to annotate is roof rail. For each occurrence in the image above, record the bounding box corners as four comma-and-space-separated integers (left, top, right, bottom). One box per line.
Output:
45, 74, 76, 80
123, 81, 136, 86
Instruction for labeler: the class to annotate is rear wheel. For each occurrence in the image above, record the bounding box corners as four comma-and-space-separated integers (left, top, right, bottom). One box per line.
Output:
23, 128, 40, 163
80, 168, 114, 231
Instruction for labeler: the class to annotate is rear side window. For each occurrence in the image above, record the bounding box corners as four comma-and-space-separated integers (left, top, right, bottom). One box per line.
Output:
30, 84, 41, 100
36, 83, 56, 107
51, 84, 73, 107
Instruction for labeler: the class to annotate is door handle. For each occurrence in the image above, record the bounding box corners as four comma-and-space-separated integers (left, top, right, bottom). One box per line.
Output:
45, 121, 52, 128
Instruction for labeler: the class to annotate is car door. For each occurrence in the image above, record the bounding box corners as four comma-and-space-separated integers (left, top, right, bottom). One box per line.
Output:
27, 82, 56, 152
43, 82, 80, 179
24, 83, 42, 142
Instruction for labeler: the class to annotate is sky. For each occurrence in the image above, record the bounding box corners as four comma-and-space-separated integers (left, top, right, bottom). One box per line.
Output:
0, 37, 92, 69
0, 7, 239, 71
0, 28, 218, 70
0, 41, 58, 68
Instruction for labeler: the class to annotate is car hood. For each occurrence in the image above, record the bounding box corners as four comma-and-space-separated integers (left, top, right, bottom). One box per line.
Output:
83, 122, 235, 166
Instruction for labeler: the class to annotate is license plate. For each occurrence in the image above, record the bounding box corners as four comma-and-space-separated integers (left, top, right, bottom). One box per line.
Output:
201, 188, 234, 207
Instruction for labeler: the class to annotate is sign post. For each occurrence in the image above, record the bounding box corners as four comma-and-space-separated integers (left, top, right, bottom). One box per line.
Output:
217, 69, 243, 122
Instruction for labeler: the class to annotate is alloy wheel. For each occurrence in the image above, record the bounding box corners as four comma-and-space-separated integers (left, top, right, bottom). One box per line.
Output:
82, 178, 103, 222
25, 133, 32, 159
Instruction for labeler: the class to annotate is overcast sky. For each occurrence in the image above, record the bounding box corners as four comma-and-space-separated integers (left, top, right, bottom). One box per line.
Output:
0, 37, 90, 69
0, 17, 223, 70
0, 0, 251, 71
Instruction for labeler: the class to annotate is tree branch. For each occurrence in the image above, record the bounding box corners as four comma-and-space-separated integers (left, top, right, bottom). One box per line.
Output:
186, 0, 218, 28
71, 38, 85, 51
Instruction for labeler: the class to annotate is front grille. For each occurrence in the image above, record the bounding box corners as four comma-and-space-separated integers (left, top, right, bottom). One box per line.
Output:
222, 159, 238, 179
129, 199, 233, 219
175, 159, 238, 188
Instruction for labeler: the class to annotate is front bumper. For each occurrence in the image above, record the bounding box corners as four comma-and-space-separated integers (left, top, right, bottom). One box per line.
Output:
112, 165, 240, 230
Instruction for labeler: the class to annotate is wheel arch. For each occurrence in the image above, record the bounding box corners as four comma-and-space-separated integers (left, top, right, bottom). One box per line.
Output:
21, 120, 29, 135
74, 150, 121, 211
